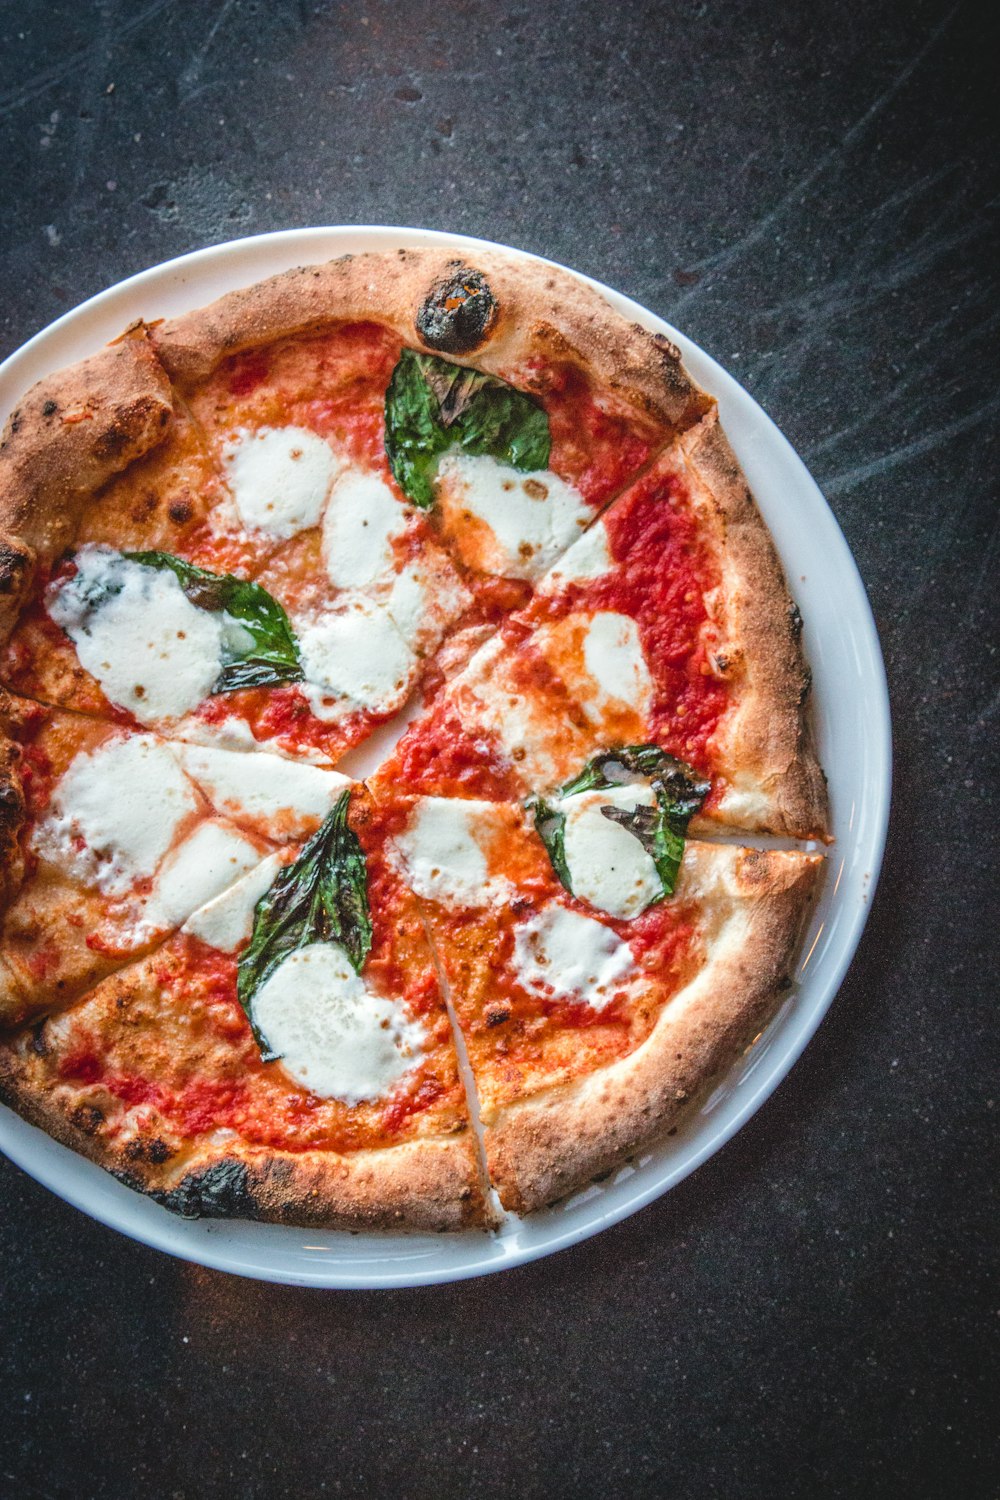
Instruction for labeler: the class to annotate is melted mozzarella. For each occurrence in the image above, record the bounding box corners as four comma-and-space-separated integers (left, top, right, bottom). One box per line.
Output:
298, 595, 416, 720
250, 942, 425, 1103
558, 786, 662, 919
222, 426, 340, 538
48, 547, 224, 723
512, 903, 634, 1009
539, 521, 613, 591
182, 852, 285, 952
143, 821, 263, 933
322, 470, 408, 589
32, 735, 198, 897
582, 612, 653, 710
394, 797, 509, 907
175, 743, 348, 838
436, 453, 590, 580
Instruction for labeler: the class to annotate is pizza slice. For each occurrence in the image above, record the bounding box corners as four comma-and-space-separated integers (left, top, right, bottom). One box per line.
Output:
0, 327, 308, 721
382, 790, 822, 1213
0, 787, 488, 1230
0, 691, 351, 1025
374, 412, 828, 839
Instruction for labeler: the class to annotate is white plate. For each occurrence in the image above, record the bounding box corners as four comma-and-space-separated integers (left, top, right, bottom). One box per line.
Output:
0, 228, 891, 1287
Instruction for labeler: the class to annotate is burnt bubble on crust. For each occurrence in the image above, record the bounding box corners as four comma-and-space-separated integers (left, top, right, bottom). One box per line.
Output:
415, 263, 499, 354
152, 1159, 263, 1220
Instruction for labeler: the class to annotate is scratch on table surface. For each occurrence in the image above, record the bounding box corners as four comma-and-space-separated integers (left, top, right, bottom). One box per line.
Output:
821, 395, 1000, 496
668, 2, 962, 312
178, 0, 238, 102
0, 0, 177, 119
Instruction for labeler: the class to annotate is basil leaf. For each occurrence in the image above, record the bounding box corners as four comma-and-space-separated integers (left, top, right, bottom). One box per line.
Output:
559, 745, 710, 813
236, 790, 372, 1059
524, 794, 573, 893
527, 745, 710, 907
600, 794, 688, 900
384, 349, 550, 508
124, 551, 303, 693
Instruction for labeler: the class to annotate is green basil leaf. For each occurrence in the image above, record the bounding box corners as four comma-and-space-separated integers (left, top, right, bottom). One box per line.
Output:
236, 790, 372, 1059
599, 795, 689, 900
524, 794, 573, 893
528, 745, 710, 907
384, 349, 551, 508
124, 550, 303, 693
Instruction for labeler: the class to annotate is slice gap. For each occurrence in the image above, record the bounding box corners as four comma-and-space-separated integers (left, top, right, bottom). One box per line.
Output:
411, 896, 508, 1232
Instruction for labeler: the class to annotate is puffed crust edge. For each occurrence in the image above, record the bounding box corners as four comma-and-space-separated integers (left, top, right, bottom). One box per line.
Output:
150, 246, 712, 431
680, 409, 829, 839
0, 1045, 494, 1232
0, 328, 173, 646
483, 848, 823, 1215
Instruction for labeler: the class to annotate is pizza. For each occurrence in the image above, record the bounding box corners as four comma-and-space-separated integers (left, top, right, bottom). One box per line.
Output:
0, 247, 827, 1231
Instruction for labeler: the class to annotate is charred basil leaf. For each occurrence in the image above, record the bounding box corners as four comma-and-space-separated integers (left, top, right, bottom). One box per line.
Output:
527, 745, 710, 906
384, 349, 550, 508
124, 550, 303, 692
236, 790, 372, 1058
560, 745, 710, 818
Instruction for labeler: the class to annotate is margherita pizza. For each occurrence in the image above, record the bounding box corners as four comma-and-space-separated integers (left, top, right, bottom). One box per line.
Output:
0, 248, 826, 1231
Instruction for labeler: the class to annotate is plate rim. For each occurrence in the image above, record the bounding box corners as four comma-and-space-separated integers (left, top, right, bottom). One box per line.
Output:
0, 225, 892, 1287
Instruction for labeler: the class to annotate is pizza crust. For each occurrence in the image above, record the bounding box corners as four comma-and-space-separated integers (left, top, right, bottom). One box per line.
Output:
679, 410, 829, 839
0, 1044, 491, 1231
0, 328, 173, 646
482, 847, 822, 1215
150, 247, 712, 431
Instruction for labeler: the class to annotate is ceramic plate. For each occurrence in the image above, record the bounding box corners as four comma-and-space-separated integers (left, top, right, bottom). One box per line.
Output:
0, 228, 891, 1286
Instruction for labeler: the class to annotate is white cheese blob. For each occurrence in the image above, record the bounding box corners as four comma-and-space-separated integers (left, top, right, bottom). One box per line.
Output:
33, 734, 199, 897
394, 797, 509, 908
250, 942, 425, 1103
558, 786, 662, 919
581, 611, 653, 715
48, 547, 225, 724
437, 453, 590, 581
143, 821, 263, 933
174, 743, 349, 838
385, 552, 472, 656
513, 903, 634, 1009
539, 521, 613, 592
182, 853, 285, 953
384, 563, 430, 643
297, 595, 416, 721
322, 470, 408, 589
222, 426, 340, 538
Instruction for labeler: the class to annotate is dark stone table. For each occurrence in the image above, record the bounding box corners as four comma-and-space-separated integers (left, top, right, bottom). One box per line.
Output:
1, 2, 995, 1495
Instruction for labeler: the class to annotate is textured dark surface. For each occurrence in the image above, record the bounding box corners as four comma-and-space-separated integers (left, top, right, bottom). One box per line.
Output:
1, 1, 997, 1496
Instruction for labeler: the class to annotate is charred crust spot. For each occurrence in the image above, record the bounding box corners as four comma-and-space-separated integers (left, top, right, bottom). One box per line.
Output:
484, 1002, 511, 1027
29, 1021, 49, 1057
42, 400, 58, 418
168, 498, 194, 525
0, 542, 32, 599
788, 601, 804, 639
70, 1102, 104, 1135
94, 400, 161, 463
416, 265, 498, 354
124, 1134, 172, 1164
650, 331, 682, 364
158, 1159, 261, 1220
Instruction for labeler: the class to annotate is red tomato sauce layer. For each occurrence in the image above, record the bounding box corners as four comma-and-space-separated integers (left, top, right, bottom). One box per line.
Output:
527, 360, 665, 506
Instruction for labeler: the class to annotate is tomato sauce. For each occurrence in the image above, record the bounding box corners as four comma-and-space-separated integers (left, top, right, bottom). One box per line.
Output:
526, 360, 665, 506
385, 702, 522, 800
